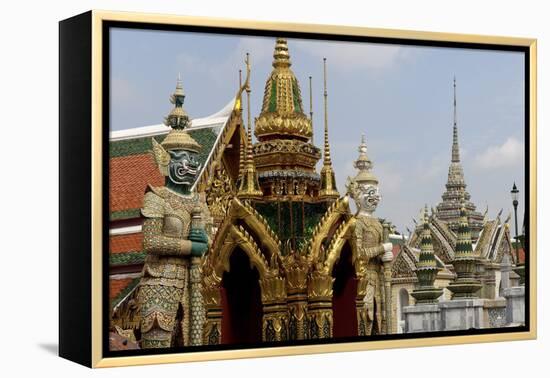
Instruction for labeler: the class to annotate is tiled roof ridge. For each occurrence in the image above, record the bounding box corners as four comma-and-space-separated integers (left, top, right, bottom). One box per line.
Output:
110, 99, 234, 141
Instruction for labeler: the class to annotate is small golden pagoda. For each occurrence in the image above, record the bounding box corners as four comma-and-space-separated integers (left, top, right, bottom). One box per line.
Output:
252, 38, 324, 201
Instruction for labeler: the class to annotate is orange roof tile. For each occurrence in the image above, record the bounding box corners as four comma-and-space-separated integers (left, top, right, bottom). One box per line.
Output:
110, 154, 164, 213
109, 277, 134, 300
110, 233, 143, 254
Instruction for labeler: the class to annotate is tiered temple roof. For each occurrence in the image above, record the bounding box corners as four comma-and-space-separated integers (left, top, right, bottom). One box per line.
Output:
251, 38, 325, 201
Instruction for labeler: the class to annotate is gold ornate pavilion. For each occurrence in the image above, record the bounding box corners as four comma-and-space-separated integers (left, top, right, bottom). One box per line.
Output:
200, 38, 390, 344
111, 38, 393, 346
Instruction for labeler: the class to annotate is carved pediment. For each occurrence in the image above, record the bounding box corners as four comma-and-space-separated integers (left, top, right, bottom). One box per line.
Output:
391, 246, 417, 279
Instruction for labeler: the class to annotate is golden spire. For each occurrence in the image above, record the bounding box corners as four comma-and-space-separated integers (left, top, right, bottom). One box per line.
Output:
238, 53, 263, 199
323, 59, 332, 166
237, 68, 245, 182
238, 128, 245, 181
232, 69, 245, 112
319, 58, 339, 199
255, 38, 312, 141
309, 75, 314, 144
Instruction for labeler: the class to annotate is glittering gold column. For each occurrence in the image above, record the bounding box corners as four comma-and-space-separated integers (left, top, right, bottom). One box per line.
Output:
260, 275, 289, 342
307, 271, 334, 339
283, 254, 309, 340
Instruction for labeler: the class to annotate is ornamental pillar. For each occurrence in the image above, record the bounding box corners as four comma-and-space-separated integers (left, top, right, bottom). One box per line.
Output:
283, 254, 309, 340
189, 257, 205, 345
202, 285, 222, 345
381, 221, 394, 335
259, 275, 289, 342
355, 273, 369, 336
307, 270, 334, 339
382, 260, 393, 334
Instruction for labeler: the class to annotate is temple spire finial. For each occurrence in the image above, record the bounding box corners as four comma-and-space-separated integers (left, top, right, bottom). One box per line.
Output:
165, 75, 190, 130
452, 76, 460, 163
319, 58, 339, 199
238, 53, 263, 200
174, 73, 185, 99
273, 38, 291, 68
323, 58, 332, 165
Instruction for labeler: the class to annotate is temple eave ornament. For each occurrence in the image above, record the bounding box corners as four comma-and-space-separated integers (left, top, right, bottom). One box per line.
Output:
255, 112, 313, 140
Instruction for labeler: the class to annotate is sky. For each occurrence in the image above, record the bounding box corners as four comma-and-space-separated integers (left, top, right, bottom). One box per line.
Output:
110, 28, 526, 234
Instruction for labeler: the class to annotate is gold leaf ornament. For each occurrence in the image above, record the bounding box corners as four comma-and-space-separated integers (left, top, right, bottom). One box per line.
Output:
152, 138, 170, 176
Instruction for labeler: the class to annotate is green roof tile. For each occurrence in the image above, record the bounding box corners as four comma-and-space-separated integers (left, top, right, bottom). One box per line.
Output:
110, 251, 147, 266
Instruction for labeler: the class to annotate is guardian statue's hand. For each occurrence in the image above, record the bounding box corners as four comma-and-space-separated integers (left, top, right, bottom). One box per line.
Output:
189, 228, 208, 244
190, 241, 208, 257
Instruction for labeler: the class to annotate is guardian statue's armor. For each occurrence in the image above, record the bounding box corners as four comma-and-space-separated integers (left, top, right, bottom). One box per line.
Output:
347, 135, 393, 335
137, 78, 212, 348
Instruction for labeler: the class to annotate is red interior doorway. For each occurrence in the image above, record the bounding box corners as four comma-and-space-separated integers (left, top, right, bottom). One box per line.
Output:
331, 242, 358, 338
220, 248, 263, 344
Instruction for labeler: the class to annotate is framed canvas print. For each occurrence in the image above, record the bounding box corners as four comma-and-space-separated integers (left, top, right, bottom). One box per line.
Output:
59, 10, 537, 368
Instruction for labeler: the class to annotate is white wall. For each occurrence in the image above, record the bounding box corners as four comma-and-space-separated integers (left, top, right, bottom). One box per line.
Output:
1, 0, 546, 377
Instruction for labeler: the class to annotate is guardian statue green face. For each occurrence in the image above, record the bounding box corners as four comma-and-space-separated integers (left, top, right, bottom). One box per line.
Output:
167, 149, 201, 189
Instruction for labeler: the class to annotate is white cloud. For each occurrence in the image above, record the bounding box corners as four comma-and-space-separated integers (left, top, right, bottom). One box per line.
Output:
475, 137, 524, 169
293, 39, 412, 71
175, 37, 275, 91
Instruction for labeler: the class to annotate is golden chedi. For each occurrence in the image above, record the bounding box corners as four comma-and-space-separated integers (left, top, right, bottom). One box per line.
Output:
252, 39, 322, 199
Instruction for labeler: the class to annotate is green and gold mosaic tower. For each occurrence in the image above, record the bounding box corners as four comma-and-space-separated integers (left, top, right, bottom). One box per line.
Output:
447, 202, 482, 299
411, 206, 444, 303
